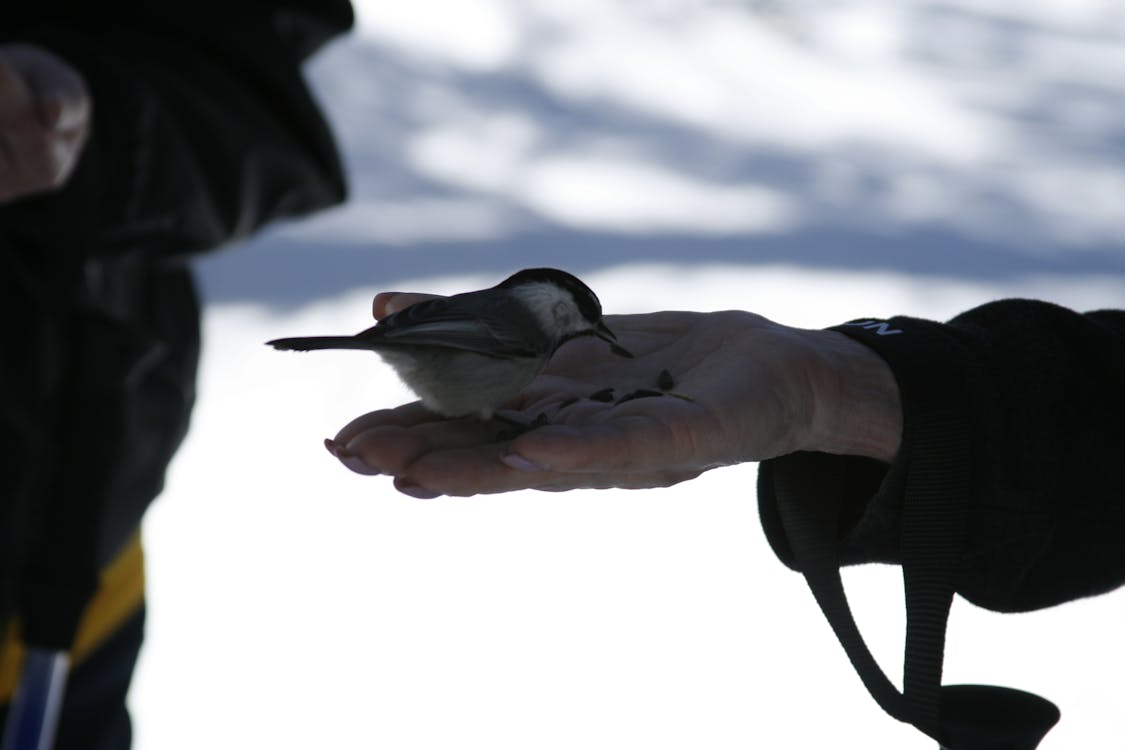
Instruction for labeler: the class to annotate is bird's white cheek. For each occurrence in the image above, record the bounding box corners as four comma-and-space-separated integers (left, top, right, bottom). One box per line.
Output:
551, 301, 586, 338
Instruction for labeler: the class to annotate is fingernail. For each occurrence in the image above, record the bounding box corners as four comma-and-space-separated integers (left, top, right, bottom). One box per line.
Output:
501, 451, 543, 472
395, 478, 441, 499
374, 291, 405, 316
326, 437, 382, 475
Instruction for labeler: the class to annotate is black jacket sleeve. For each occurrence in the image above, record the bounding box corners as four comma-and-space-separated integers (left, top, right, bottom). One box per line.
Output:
1, 2, 352, 267
758, 299, 1125, 613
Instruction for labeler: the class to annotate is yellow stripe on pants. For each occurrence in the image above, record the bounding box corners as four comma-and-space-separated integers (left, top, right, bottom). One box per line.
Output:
0, 532, 146, 703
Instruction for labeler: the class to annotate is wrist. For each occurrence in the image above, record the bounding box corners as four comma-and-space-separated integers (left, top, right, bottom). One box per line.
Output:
803, 330, 903, 462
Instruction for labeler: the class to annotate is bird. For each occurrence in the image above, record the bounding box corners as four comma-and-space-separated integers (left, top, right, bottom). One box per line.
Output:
266, 267, 631, 419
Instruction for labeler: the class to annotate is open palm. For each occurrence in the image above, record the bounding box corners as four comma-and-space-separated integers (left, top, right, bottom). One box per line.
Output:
333, 303, 827, 498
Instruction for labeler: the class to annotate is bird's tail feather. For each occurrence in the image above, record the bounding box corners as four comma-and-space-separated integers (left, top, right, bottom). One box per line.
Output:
267, 336, 369, 352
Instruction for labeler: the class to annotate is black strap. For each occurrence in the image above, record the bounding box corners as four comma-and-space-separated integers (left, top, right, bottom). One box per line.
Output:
773, 453, 918, 726
771, 449, 1059, 748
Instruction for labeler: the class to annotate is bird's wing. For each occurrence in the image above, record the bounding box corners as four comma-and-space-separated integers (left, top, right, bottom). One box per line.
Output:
358, 294, 547, 358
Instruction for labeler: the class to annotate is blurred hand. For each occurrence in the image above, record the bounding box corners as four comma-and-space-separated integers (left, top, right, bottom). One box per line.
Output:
0, 43, 92, 204
328, 292, 902, 499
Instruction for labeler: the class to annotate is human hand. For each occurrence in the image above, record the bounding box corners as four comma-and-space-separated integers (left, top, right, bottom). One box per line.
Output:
0, 43, 92, 204
328, 292, 902, 499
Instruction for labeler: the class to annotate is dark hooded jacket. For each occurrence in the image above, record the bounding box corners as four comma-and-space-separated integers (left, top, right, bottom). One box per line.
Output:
1, 1, 352, 649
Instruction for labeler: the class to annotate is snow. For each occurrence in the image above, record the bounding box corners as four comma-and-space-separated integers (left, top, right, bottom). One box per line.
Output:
129, 2, 1125, 748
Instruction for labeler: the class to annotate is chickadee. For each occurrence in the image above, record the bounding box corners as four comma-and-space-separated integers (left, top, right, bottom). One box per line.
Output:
267, 268, 631, 419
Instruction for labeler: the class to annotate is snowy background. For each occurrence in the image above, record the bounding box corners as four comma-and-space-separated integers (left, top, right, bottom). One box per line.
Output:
130, 1, 1125, 748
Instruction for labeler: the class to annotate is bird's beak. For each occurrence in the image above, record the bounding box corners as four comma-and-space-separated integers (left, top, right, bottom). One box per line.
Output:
595, 320, 634, 358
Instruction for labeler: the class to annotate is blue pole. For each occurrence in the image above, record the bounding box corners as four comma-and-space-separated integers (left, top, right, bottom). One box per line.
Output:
1, 648, 69, 750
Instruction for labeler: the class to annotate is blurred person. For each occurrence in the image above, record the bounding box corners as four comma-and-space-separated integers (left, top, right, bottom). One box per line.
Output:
1, 3, 352, 748
331, 290, 1125, 747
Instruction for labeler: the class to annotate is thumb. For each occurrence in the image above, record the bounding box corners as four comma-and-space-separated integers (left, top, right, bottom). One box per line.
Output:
372, 292, 442, 319
1, 44, 90, 131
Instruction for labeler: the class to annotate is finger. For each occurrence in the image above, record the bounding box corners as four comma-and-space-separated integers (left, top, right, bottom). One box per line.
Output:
372, 292, 442, 320
0, 47, 89, 200
0, 51, 34, 124
0, 126, 56, 200
337, 414, 503, 476
396, 443, 570, 497
0, 51, 36, 200
37, 89, 90, 133
1, 44, 90, 132
333, 402, 442, 445
395, 446, 537, 497
503, 409, 708, 475
326, 402, 444, 475
30, 67, 90, 133
537, 467, 704, 491
395, 443, 703, 498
